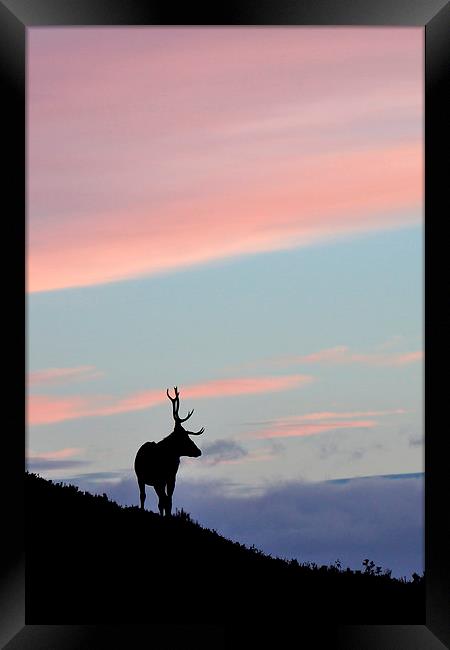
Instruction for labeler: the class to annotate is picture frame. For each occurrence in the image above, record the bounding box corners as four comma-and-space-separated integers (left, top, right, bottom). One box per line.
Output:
1, 0, 448, 647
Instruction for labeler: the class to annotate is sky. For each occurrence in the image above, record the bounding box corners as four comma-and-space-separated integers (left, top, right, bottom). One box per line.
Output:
27, 27, 424, 577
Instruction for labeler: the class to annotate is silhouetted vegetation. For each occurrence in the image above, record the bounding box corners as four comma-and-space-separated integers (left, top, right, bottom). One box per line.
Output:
25, 472, 424, 623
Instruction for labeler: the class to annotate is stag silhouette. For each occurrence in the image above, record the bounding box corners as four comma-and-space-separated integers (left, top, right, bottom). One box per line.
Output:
134, 386, 204, 516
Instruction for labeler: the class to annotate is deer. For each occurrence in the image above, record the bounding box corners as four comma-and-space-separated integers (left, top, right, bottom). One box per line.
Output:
134, 386, 205, 516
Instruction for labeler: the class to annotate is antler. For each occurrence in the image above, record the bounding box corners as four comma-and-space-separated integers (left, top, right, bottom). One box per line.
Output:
188, 426, 204, 436
166, 386, 179, 421
166, 386, 194, 423
178, 408, 194, 423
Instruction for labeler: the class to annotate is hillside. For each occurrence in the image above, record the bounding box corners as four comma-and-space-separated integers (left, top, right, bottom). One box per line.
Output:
25, 472, 424, 623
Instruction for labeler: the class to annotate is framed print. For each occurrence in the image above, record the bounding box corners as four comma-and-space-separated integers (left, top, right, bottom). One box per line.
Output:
1, 0, 448, 648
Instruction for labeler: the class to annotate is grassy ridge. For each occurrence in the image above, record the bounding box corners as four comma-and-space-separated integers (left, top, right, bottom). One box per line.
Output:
25, 472, 424, 623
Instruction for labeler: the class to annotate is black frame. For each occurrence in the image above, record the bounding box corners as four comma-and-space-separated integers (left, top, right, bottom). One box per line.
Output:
1, 0, 448, 648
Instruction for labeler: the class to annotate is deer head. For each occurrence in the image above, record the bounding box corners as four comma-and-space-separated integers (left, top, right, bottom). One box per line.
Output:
166, 386, 204, 457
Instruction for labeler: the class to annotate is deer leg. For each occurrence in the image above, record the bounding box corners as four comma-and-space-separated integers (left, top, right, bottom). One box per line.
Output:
138, 478, 146, 510
154, 483, 166, 517
166, 477, 176, 517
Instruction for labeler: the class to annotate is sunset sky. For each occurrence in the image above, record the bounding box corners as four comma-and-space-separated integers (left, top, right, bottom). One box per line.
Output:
27, 28, 424, 577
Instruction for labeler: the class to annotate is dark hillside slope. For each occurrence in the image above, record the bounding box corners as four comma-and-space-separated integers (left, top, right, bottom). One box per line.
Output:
26, 472, 424, 623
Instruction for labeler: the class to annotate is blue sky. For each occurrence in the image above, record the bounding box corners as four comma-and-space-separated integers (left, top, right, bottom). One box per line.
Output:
28, 225, 423, 487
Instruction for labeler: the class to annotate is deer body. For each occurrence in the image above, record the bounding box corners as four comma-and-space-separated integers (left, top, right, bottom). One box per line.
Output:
134, 387, 204, 516
134, 440, 180, 487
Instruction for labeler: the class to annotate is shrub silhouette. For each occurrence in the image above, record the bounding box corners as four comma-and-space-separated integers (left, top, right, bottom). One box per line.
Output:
25, 472, 424, 624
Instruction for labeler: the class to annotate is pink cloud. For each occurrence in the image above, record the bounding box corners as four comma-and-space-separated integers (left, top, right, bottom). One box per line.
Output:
28, 142, 422, 293
340, 350, 424, 367
181, 376, 312, 399
277, 347, 423, 367
28, 28, 423, 293
245, 407, 405, 439
27, 395, 90, 425
28, 365, 103, 386
299, 346, 351, 364
27, 447, 84, 460
296, 409, 406, 421
249, 420, 377, 440
380, 351, 424, 366
27, 374, 313, 426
